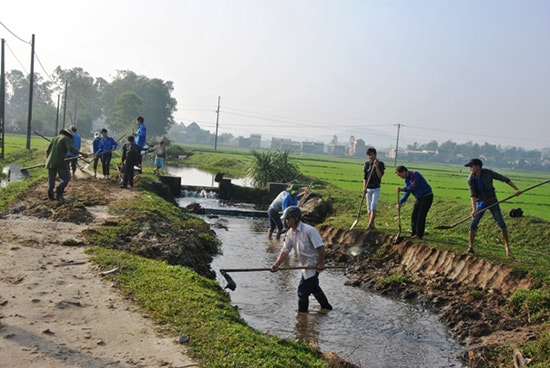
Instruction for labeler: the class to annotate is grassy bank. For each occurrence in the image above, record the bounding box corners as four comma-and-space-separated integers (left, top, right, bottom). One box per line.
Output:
89, 247, 330, 367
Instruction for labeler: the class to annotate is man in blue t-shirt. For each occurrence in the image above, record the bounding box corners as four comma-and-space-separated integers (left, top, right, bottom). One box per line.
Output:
396, 166, 433, 239
135, 116, 147, 149
66, 125, 81, 179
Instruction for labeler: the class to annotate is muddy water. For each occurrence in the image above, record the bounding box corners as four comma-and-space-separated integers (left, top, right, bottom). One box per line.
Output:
174, 167, 464, 367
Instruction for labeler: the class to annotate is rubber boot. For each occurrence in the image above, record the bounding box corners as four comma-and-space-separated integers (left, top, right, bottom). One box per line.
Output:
313, 291, 333, 310
298, 298, 309, 313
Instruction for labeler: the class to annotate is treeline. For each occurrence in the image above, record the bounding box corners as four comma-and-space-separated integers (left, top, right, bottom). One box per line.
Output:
403, 140, 549, 171
4, 67, 176, 143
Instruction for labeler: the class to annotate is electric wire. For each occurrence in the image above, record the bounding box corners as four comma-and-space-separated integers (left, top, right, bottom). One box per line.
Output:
0, 20, 31, 45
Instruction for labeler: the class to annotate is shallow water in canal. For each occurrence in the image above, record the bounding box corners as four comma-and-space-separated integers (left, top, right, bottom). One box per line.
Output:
173, 166, 464, 367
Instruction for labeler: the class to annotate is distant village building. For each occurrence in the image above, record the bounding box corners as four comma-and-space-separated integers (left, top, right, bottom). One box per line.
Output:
238, 134, 262, 149
349, 138, 367, 157
327, 144, 348, 156
388, 148, 438, 160
181, 122, 212, 144
301, 141, 325, 154
271, 138, 301, 152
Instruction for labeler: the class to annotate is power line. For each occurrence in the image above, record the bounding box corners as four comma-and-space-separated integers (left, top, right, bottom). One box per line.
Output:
0, 20, 31, 45
34, 52, 54, 82
3, 41, 28, 74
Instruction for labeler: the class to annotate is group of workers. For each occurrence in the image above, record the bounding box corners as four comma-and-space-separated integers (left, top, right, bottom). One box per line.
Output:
269, 147, 522, 313
45, 116, 168, 200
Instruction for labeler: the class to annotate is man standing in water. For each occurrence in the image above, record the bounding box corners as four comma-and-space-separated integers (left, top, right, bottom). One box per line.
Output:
271, 206, 332, 313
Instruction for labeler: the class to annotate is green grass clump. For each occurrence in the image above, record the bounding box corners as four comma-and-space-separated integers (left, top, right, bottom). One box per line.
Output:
507, 289, 550, 323
378, 273, 410, 287
88, 247, 330, 368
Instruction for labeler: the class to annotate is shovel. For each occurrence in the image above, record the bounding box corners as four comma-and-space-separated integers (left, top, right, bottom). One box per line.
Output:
20, 163, 46, 177
20, 155, 92, 178
220, 266, 347, 291
395, 191, 402, 242
435, 178, 550, 230
350, 195, 365, 230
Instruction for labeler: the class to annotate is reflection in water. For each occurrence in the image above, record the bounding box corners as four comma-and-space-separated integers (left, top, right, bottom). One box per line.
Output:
294, 312, 321, 346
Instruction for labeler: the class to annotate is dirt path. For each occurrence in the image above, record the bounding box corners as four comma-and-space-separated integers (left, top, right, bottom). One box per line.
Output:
0, 176, 198, 368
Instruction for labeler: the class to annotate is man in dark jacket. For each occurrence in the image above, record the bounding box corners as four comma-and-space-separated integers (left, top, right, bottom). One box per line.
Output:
465, 158, 521, 256
120, 135, 142, 189
45, 129, 88, 202
362, 147, 385, 230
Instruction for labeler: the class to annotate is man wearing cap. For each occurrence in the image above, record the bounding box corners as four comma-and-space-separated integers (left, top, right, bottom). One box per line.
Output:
271, 206, 332, 313
465, 158, 521, 256
267, 184, 308, 240
45, 129, 88, 202
66, 125, 81, 179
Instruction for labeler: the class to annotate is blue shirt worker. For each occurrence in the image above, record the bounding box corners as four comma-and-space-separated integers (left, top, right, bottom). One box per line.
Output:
396, 166, 434, 239
267, 184, 307, 240
95, 129, 119, 179
271, 206, 332, 313
465, 158, 520, 256
66, 125, 81, 178
135, 116, 147, 149
92, 131, 101, 178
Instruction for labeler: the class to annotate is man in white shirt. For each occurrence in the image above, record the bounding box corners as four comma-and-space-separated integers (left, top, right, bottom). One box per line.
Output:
271, 206, 332, 313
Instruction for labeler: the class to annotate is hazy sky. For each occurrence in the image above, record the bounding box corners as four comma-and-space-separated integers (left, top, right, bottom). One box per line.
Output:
2, 0, 549, 149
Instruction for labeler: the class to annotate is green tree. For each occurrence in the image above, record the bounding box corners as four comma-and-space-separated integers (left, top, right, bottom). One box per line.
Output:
109, 91, 143, 136
102, 71, 177, 142
5, 70, 56, 134
246, 150, 301, 188
52, 67, 103, 135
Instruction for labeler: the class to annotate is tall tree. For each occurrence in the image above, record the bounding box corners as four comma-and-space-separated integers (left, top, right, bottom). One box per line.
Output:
102, 71, 177, 143
52, 67, 103, 136
5, 70, 56, 134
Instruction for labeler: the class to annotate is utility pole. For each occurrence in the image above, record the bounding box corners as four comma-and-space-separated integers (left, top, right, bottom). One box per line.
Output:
394, 123, 401, 167
1, 38, 5, 159
214, 96, 220, 151
62, 80, 68, 129
55, 94, 60, 134
26, 34, 35, 150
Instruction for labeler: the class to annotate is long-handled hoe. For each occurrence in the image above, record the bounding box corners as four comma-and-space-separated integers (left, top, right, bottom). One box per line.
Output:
435, 178, 550, 230
220, 266, 347, 291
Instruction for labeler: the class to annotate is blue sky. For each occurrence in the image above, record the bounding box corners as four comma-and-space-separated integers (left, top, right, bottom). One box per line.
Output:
2, 0, 549, 149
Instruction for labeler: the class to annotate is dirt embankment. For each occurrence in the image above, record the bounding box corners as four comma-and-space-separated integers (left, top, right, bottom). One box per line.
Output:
319, 226, 544, 366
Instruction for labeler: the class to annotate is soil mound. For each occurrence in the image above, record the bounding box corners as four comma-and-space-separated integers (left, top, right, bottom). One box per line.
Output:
320, 225, 541, 364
